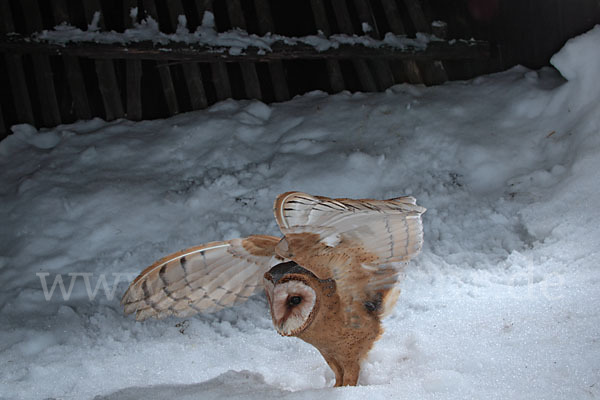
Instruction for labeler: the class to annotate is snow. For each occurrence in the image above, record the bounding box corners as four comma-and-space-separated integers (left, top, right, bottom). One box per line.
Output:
33, 11, 444, 54
1, 25, 600, 400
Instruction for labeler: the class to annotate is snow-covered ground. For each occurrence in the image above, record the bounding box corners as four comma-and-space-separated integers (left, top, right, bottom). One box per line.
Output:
1, 26, 599, 400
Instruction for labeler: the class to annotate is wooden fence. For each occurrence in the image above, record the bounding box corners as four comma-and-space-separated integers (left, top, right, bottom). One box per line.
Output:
0, 0, 491, 139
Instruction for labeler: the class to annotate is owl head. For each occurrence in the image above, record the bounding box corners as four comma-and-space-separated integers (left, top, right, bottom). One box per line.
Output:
263, 261, 332, 336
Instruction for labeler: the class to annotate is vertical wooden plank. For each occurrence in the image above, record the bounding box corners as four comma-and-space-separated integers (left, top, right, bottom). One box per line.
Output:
353, 0, 395, 90
51, 0, 70, 24
143, 0, 179, 115
402, 0, 431, 34
381, 0, 406, 34
310, 0, 331, 36
225, 0, 262, 99
402, 0, 448, 84
330, 0, 378, 92
309, 0, 345, 92
198, 0, 233, 101
52, 0, 92, 120
82, 0, 125, 120
380, 0, 423, 84
211, 62, 233, 101
0, 2, 35, 125
20, 0, 62, 127
125, 58, 143, 118
95, 59, 125, 119
123, 0, 143, 120
167, 0, 208, 109
1, 54, 34, 124
0, 100, 6, 139
253, 0, 290, 101
158, 63, 179, 115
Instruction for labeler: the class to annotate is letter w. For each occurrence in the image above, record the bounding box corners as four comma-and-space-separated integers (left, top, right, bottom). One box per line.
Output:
37, 272, 80, 301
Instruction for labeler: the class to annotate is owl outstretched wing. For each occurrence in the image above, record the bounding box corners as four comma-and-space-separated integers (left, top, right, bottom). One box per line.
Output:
274, 191, 426, 266
273, 192, 426, 317
122, 235, 283, 321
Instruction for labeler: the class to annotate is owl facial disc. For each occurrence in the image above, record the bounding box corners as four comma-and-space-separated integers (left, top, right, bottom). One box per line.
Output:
264, 262, 319, 336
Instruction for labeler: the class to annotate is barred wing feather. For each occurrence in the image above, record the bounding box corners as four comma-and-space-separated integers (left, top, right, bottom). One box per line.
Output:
274, 192, 426, 265
121, 235, 282, 321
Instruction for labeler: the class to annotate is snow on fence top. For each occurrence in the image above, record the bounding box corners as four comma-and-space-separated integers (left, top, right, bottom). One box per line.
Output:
35, 11, 438, 52
1, 11, 488, 62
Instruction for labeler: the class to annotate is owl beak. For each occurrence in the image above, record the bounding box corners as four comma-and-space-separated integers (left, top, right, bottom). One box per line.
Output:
277, 322, 286, 334
275, 320, 292, 336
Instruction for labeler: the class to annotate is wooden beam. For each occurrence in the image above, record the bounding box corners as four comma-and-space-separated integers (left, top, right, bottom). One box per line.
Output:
198, 0, 233, 101
167, 0, 208, 109
52, 0, 92, 120
82, 0, 124, 120
21, 0, 62, 127
0, 2, 34, 125
2, 53, 36, 124
143, 0, 179, 115
403, 0, 431, 33
226, 0, 262, 99
402, 0, 448, 85
381, 0, 406, 34
157, 63, 179, 114
381, 0, 423, 83
353, 0, 395, 90
254, 0, 290, 101
125, 58, 143, 118
123, 0, 143, 120
310, 0, 345, 93
0, 100, 5, 139
331, 0, 377, 92
0, 35, 491, 62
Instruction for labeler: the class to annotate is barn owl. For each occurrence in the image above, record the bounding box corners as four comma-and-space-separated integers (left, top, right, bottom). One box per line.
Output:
122, 192, 425, 386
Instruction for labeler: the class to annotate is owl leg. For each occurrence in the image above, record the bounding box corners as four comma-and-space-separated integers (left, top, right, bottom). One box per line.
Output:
320, 353, 344, 387
324, 355, 360, 387
340, 360, 360, 386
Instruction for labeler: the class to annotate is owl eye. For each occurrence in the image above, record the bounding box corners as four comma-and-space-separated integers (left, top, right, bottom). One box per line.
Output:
288, 296, 302, 306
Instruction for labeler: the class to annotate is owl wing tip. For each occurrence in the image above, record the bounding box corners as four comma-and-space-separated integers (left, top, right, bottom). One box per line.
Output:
274, 191, 313, 230
134, 311, 146, 321
120, 286, 136, 307
122, 237, 281, 321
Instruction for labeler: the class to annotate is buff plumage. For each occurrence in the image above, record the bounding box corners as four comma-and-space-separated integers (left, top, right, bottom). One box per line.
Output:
122, 191, 425, 386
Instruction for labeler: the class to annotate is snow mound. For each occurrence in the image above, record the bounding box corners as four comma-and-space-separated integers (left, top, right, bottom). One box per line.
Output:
551, 25, 600, 85
547, 24, 600, 111
0, 124, 62, 156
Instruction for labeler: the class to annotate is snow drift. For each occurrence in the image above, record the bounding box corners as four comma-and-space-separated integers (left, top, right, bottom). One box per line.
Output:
1, 26, 599, 400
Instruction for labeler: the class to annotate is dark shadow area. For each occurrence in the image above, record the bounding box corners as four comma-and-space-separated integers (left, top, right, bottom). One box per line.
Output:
94, 370, 296, 400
